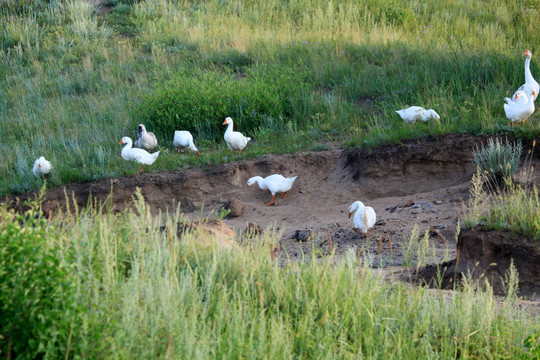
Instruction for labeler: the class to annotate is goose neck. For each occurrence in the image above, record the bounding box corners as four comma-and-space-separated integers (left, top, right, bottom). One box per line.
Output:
525, 56, 533, 81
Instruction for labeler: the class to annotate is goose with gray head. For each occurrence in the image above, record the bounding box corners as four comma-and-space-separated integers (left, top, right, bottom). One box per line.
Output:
134, 124, 158, 151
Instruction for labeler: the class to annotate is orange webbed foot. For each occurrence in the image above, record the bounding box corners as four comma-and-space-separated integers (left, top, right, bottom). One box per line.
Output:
265, 195, 275, 206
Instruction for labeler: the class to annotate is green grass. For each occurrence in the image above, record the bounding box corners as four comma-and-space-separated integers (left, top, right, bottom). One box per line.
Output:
1, 192, 539, 359
463, 166, 540, 239
1, 0, 540, 195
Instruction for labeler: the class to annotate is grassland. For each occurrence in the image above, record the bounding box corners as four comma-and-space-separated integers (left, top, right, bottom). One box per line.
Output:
3, 1, 540, 358
2, 193, 540, 359
1, 0, 540, 194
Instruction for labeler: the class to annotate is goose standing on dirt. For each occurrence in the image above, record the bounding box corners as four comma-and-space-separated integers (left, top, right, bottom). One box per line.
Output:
504, 90, 536, 128
32, 156, 51, 178
509, 50, 539, 103
134, 124, 158, 151
396, 106, 440, 123
173, 130, 200, 155
246, 174, 298, 206
119, 137, 160, 165
348, 201, 376, 237
223, 117, 251, 156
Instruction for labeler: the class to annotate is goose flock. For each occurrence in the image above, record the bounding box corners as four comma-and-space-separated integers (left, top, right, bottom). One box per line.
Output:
30, 50, 538, 238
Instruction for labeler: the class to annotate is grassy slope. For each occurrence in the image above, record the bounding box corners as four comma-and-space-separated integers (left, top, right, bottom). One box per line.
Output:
1, 0, 540, 194
2, 2, 540, 358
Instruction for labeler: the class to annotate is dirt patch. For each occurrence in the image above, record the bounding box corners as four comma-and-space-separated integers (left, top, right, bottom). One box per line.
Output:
5, 134, 539, 270
416, 226, 540, 297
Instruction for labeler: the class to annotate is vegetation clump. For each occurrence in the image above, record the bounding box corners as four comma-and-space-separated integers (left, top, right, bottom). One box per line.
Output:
462, 166, 540, 240
472, 137, 522, 183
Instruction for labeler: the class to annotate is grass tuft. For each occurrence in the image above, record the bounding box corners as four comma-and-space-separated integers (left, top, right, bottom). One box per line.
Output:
473, 137, 522, 183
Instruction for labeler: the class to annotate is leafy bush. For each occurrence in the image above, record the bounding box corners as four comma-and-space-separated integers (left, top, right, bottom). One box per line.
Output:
140, 64, 319, 141
0, 200, 78, 359
472, 138, 522, 181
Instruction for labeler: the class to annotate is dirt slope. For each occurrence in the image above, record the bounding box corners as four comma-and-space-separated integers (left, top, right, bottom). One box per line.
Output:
9, 134, 513, 265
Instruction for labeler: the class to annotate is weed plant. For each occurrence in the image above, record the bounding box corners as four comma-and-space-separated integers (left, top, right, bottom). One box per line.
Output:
0, 193, 539, 358
472, 137, 522, 183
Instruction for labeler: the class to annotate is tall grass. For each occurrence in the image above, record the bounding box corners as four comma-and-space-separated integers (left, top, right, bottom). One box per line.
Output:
462, 166, 540, 239
1, 0, 540, 194
1, 192, 539, 358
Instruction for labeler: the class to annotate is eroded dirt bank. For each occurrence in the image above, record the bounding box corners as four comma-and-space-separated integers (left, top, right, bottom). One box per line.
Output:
6, 134, 539, 267
7, 134, 501, 264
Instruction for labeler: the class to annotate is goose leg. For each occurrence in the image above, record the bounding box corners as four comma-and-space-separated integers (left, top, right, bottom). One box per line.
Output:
188, 148, 192, 155
231, 150, 234, 155
238, 149, 242, 156
266, 195, 275, 206
280, 192, 288, 199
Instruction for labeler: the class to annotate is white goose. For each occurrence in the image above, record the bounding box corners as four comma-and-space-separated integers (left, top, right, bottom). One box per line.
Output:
396, 106, 440, 123
348, 201, 376, 237
510, 50, 539, 103
504, 90, 536, 128
246, 174, 298, 206
32, 156, 51, 178
173, 130, 200, 155
119, 137, 160, 165
134, 124, 158, 151
223, 117, 251, 156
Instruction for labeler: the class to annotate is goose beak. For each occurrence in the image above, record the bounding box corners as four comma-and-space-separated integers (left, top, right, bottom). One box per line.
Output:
196, 150, 201, 156
119, 139, 124, 144
534, 91, 537, 96
222, 120, 228, 125
348, 211, 352, 218
38, 164, 41, 169
524, 50, 531, 56
246, 184, 250, 188
514, 94, 519, 100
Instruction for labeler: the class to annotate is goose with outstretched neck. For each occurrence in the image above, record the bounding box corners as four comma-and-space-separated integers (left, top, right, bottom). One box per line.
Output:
508, 50, 539, 103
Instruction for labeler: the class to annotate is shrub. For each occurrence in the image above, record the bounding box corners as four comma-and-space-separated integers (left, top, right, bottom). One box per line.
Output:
139, 64, 319, 141
0, 200, 78, 359
472, 137, 522, 182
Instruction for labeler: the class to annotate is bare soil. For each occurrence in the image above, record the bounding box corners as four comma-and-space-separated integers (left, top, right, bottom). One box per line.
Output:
11, 133, 535, 264
7, 133, 540, 308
